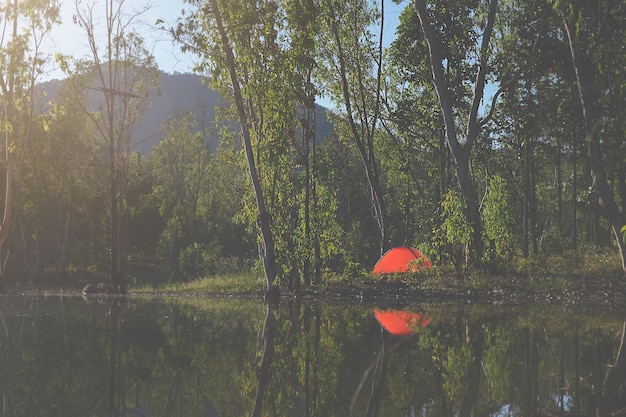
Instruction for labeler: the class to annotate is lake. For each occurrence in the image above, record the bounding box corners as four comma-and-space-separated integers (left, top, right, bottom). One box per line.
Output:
0, 295, 625, 416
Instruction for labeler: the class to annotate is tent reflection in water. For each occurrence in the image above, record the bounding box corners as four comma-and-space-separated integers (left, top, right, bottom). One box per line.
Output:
374, 309, 431, 336
372, 246, 432, 274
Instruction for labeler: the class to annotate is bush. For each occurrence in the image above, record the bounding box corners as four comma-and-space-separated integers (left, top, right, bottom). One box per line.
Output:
178, 241, 222, 279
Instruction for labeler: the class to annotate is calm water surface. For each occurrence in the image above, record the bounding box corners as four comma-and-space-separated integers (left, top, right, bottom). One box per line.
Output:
1, 295, 625, 416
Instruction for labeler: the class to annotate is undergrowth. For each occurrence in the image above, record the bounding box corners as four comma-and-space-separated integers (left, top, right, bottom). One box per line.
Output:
129, 249, 626, 297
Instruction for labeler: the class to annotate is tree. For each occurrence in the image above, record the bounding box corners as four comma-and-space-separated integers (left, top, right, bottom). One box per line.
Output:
19, 84, 104, 279
317, 0, 391, 256
149, 113, 212, 274
488, 0, 585, 256
172, 0, 282, 296
555, 0, 626, 272
0, 0, 60, 281
411, 0, 499, 263
439, 188, 473, 276
285, 0, 320, 285
60, 0, 158, 292
483, 175, 516, 258
382, 48, 444, 253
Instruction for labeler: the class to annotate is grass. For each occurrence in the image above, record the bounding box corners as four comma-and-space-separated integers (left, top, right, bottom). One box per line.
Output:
131, 271, 265, 296
125, 248, 626, 302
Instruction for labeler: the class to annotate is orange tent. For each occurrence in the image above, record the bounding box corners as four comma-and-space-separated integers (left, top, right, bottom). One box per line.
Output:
374, 309, 431, 336
372, 246, 432, 274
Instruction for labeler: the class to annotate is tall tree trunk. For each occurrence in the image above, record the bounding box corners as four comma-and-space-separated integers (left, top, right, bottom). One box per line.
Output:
312, 114, 322, 285
572, 124, 578, 250
303, 92, 314, 288
0, 126, 16, 278
522, 136, 530, 257
54, 189, 72, 280
0, 0, 20, 282
414, 0, 498, 263
562, 17, 626, 272
556, 136, 562, 228
109, 135, 122, 290
210, 0, 278, 296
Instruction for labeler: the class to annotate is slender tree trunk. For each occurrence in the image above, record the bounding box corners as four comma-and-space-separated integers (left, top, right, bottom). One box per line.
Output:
572, 124, 578, 250
327, 0, 390, 255
312, 110, 321, 285
556, 136, 562, 227
105, 2, 121, 292
521, 81, 537, 255
303, 93, 314, 287
0, 0, 20, 281
0, 128, 16, 277
304, 138, 310, 286
109, 145, 122, 289
54, 189, 72, 280
562, 17, 626, 272
530, 149, 539, 254
210, 0, 278, 296
522, 138, 530, 257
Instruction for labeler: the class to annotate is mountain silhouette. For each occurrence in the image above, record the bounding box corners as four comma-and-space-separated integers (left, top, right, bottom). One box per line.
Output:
37, 72, 334, 155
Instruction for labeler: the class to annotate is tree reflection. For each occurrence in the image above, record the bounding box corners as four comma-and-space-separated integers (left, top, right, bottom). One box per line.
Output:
364, 329, 389, 417
1, 299, 626, 416
98, 305, 626, 416
458, 319, 484, 417
108, 300, 123, 416
601, 320, 626, 415
250, 302, 277, 417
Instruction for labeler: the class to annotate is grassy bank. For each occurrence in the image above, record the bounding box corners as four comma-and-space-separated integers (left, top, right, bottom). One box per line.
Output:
126, 249, 626, 303
131, 270, 265, 296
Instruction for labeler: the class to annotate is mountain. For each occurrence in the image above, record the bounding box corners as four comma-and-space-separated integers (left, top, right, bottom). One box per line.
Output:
37, 72, 334, 155
133, 72, 221, 154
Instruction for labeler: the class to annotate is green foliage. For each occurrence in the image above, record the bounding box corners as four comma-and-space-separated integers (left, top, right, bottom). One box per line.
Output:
145, 112, 253, 276
482, 175, 516, 257
483, 328, 514, 401
178, 241, 222, 279
442, 344, 474, 402
433, 188, 474, 273
440, 189, 473, 247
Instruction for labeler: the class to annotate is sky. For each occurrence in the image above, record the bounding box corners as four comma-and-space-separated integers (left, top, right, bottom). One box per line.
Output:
45, 0, 196, 80
45, 0, 405, 81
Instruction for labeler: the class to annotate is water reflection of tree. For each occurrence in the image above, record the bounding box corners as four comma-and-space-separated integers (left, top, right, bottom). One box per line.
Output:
107, 300, 124, 416
244, 300, 400, 416
345, 311, 483, 416
350, 328, 391, 417
4, 299, 626, 416
250, 303, 276, 417
459, 320, 484, 417
247, 301, 331, 417
523, 320, 626, 417
601, 320, 626, 415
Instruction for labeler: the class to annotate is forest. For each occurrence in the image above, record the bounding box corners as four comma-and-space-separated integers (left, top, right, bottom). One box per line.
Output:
0, 0, 625, 294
